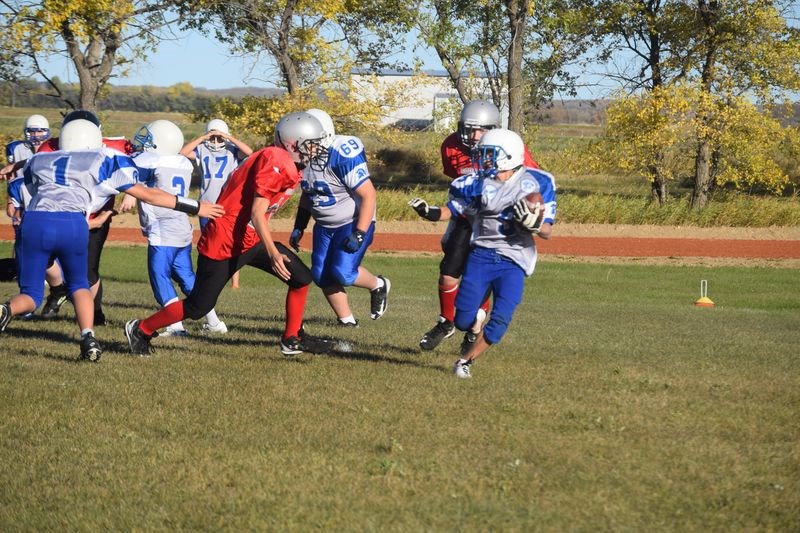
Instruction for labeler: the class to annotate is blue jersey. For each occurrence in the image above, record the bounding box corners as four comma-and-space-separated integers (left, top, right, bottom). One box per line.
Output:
22, 148, 140, 216
193, 143, 240, 203
134, 152, 195, 248
447, 167, 557, 276
7, 176, 30, 210
299, 135, 373, 228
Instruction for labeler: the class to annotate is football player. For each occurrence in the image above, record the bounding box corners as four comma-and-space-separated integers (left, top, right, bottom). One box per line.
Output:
5, 114, 69, 318
181, 118, 253, 289
409, 100, 538, 355
288, 108, 390, 326
124, 112, 333, 357
407, 129, 556, 378
0, 119, 224, 362
132, 119, 227, 336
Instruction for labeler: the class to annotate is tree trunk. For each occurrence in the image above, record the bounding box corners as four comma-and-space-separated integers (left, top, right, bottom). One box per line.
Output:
692, 138, 712, 208
505, 0, 528, 132
649, 150, 667, 205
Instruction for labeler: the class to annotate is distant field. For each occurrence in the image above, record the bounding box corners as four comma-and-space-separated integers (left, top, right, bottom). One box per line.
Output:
2, 106, 799, 227
0, 243, 798, 529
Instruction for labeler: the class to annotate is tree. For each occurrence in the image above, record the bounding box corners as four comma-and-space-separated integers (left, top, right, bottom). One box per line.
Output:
180, 0, 414, 96
416, 0, 596, 133
0, 0, 179, 111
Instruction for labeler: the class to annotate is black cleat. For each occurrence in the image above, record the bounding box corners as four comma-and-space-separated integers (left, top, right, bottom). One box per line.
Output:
419, 318, 455, 351
460, 331, 478, 357
280, 331, 335, 356
125, 319, 154, 356
41, 286, 69, 318
370, 276, 391, 320
79, 333, 102, 362
0, 302, 12, 333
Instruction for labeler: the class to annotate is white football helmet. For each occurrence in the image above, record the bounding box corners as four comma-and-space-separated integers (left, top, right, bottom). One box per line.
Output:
133, 119, 184, 155
205, 119, 230, 152
306, 108, 335, 148
472, 128, 525, 179
274, 112, 327, 169
458, 100, 501, 148
24, 114, 51, 146
59, 119, 103, 151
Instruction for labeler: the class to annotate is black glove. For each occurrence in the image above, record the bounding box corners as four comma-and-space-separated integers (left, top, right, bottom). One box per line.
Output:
289, 228, 303, 252
408, 197, 441, 221
343, 230, 366, 253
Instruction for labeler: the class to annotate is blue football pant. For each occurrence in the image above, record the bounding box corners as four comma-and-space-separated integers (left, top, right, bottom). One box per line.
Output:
454, 246, 525, 345
311, 221, 375, 287
147, 244, 196, 307
17, 211, 89, 308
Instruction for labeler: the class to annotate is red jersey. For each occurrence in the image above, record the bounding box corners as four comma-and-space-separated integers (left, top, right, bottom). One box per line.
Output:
440, 131, 539, 179
197, 147, 300, 260
39, 136, 134, 155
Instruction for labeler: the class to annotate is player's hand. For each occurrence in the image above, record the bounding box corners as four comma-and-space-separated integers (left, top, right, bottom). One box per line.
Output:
513, 198, 543, 234
119, 194, 137, 213
198, 202, 225, 219
269, 251, 292, 281
289, 228, 303, 252
0, 163, 15, 180
343, 230, 366, 253
408, 198, 441, 221
88, 210, 116, 229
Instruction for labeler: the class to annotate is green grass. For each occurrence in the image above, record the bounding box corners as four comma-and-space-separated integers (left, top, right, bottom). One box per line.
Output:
0, 242, 798, 530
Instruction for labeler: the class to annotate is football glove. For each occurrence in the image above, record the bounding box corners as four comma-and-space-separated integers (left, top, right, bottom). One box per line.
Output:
343, 229, 366, 253
513, 198, 543, 234
408, 197, 441, 221
289, 228, 303, 252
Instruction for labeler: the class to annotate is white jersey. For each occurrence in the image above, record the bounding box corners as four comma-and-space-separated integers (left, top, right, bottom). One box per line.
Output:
299, 135, 374, 228
22, 148, 139, 216
193, 143, 240, 203
5, 140, 34, 180
134, 152, 195, 248
447, 167, 557, 276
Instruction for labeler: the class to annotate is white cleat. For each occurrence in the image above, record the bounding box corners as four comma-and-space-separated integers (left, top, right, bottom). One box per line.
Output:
202, 321, 228, 334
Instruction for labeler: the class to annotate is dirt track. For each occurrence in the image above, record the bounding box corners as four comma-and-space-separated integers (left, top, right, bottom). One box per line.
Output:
2, 217, 799, 265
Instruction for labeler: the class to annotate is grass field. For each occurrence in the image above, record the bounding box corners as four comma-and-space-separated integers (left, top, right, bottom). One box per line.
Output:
1, 242, 798, 530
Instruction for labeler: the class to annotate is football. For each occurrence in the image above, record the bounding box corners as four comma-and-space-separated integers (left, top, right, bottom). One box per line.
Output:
519, 192, 545, 228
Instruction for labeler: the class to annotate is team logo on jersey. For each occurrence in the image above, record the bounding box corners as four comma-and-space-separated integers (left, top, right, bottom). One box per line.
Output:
520, 178, 537, 194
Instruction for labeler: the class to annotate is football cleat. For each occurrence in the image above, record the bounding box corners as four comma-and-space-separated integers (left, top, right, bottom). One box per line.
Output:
125, 319, 155, 356
337, 318, 359, 328
79, 333, 102, 362
453, 359, 473, 379
0, 302, 12, 333
419, 317, 455, 351
202, 321, 228, 334
280, 329, 335, 357
369, 276, 391, 320
162, 326, 189, 337
41, 286, 69, 318
460, 331, 478, 357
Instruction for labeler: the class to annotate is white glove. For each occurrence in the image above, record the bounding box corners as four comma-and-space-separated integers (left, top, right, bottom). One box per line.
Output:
513, 198, 543, 234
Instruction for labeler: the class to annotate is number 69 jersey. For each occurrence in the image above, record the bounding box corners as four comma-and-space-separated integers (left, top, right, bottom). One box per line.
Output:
299, 135, 374, 229
133, 152, 195, 247
22, 148, 139, 215
447, 167, 557, 276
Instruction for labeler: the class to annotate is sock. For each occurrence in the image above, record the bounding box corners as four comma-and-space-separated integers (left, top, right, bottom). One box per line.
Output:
204, 309, 221, 327
140, 300, 185, 336
51, 283, 68, 297
94, 280, 103, 310
372, 277, 385, 291
480, 297, 491, 314
284, 285, 309, 339
80, 329, 94, 338
339, 314, 357, 324
438, 283, 458, 323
